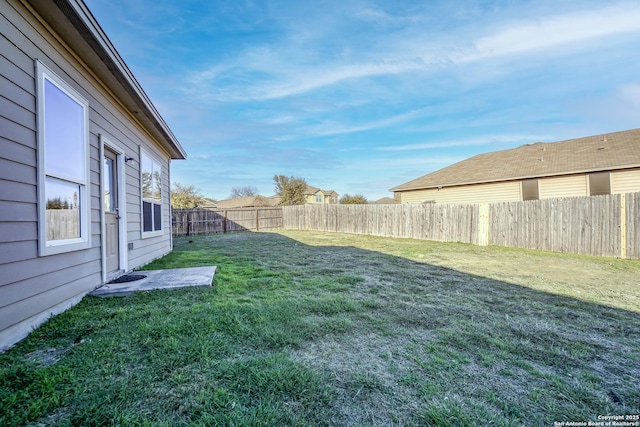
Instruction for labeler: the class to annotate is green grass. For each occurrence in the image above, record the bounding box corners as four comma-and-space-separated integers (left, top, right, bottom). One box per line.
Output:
1, 230, 639, 426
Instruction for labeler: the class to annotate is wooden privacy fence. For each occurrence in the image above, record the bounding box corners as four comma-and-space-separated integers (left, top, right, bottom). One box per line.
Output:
283, 202, 482, 244
282, 192, 640, 259
172, 208, 283, 236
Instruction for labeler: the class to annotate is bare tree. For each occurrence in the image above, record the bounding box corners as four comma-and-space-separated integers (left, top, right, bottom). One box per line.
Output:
273, 175, 307, 206
229, 186, 258, 199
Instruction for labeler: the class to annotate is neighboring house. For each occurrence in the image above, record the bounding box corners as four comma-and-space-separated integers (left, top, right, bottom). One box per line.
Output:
374, 197, 397, 204
268, 194, 282, 206
304, 186, 339, 204
199, 198, 218, 209
215, 195, 274, 209
391, 129, 640, 204
0, 0, 187, 350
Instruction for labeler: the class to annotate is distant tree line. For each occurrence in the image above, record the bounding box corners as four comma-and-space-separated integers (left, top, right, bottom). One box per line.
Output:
170, 177, 374, 209
339, 194, 369, 204
46, 197, 71, 210
229, 186, 258, 199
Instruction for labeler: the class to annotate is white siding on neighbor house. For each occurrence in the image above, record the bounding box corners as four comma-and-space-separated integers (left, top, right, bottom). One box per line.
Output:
539, 175, 588, 199
611, 169, 640, 194
400, 181, 521, 204
0, 0, 174, 349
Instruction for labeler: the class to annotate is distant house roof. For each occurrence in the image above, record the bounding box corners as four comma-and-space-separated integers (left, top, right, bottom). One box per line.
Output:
27, 0, 186, 160
304, 185, 337, 195
304, 186, 321, 195
374, 197, 397, 204
199, 198, 218, 208
215, 195, 273, 209
268, 195, 281, 205
391, 128, 640, 192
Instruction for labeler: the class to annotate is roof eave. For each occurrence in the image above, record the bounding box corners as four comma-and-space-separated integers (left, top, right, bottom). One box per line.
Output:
26, 0, 187, 160
391, 164, 640, 192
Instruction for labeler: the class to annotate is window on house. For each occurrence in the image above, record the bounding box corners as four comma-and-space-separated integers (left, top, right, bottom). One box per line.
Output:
521, 179, 539, 201
141, 151, 162, 234
315, 195, 323, 203
589, 172, 611, 196
36, 61, 90, 255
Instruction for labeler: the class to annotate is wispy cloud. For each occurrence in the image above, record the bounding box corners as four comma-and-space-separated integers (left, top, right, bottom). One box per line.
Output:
618, 83, 640, 108
300, 108, 431, 138
459, 4, 640, 62
349, 155, 466, 170
377, 133, 552, 151
185, 4, 640, 103
188, 58, 427, 102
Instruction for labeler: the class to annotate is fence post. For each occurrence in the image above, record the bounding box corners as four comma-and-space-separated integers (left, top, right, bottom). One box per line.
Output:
223, 210, 228, 234
256, 209, 260, 232
477, 203, 490, 246
620, 193, 627, 259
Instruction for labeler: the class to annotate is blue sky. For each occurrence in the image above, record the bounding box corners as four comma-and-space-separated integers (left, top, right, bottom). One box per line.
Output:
85, 0, 640, 201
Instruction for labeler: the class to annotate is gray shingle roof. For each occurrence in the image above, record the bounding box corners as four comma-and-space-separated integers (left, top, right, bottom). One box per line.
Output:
391, 128, 640, 192
215, 195, 272, 209
304, 186, 337, 196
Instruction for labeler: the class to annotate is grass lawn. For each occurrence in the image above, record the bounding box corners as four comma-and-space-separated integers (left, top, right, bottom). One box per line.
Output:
1, 230, 639, 426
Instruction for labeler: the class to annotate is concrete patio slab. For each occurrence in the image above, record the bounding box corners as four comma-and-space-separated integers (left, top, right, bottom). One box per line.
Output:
91, 266, 216, 297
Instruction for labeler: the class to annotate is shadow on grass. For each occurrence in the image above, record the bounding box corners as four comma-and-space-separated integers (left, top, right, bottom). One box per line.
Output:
1, 231, 639, 426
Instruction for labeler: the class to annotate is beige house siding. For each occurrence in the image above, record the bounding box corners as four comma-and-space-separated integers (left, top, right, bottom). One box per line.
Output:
399, 181, 521, 204
306, 193, 322, 204
611, 169, 640, 194
397, 169, 640, 205
305, 190, 337, 204
538, 175, 588, 199
0, 0, 180, 351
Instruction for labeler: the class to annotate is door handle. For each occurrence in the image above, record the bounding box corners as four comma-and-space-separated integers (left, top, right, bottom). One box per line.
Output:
115, 208, 121, 220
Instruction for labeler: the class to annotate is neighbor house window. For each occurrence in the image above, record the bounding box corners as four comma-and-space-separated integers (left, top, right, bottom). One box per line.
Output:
36, 61, 90, 255
521, 179, 539, 201
141, 151, 162, 234
589, 172, 611, 196
315, 195, 323, 203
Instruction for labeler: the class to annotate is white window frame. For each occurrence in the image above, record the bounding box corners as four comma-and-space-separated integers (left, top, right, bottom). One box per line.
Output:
36, 60, 91, 256
140, 148, 164, 238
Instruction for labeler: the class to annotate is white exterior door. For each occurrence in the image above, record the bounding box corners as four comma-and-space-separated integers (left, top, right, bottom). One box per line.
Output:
104, 149, 119, 273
